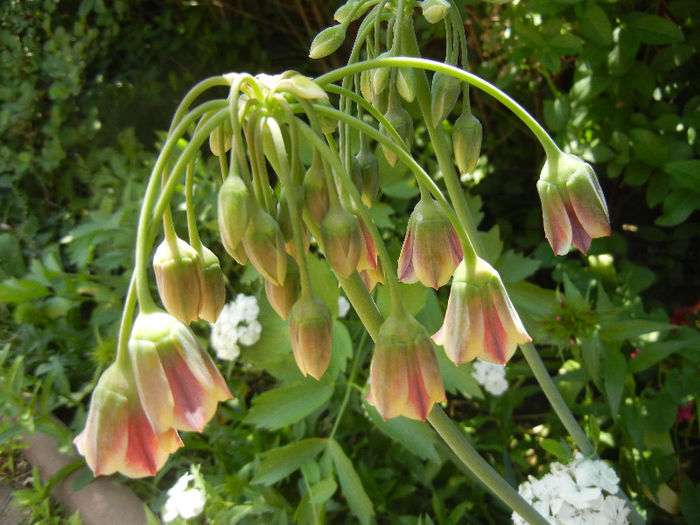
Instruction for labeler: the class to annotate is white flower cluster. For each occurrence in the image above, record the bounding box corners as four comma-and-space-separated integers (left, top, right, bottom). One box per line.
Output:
512, 453, 629, 525
471, 359, 509, 396
337, 296, 351, 318
163, 472, 206, 523
210, 293, 261, 361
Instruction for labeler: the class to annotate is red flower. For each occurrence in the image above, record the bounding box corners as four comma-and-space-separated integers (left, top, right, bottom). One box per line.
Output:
676, 402, 694, 424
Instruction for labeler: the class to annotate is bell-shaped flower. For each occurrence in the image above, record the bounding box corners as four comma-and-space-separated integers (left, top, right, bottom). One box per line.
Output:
433, 258, 531, 366
73, 362, 183, 478
217, 173, 252, 258
366, 313, 446, 421
397, 195, 463, 289
153, 236, 203, 324
128, 311, 232, 434
537, 153, 611, 255
288, 294, 333, 380
321, 205, 362, 278
242, 206, 288, 286
198, 246, 226, 323
265, 256, 300, 320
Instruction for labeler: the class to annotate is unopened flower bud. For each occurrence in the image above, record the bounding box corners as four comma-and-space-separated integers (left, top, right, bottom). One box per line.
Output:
453, 111, 482, 174
380, 100, 413, 167
277, 194, 310, 261
218, 174, 252, 258
303, 159, 331, 227
209, 121, 232, 157
351, 146, 380, 207
288, 295, 333, 380
396, 67, 416, 103
360, 70, 373, 104
278, 73, 328, 100
265, 256, 300, 320
198, 246, 226, 323
153, 237, 203, 324
242, 207, 288, 286
314, 98, 339, 134
367, 313, 445, 421
397, 196, 463, 289
537, 153, 611, 255
430, 72, 460, 127
372, 52, 392, 96
334, 1, 371, 23
421, 0, 450, 24
309, 24, 346, 59
321, 206, 362, 278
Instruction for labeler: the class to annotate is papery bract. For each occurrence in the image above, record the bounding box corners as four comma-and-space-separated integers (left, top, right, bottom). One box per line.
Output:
433, 258, 531, 365
74, 362, 183, 478
366, 314, 445, 421
397, 195, 463, 289
537, 153, 610, 255
153, 237, 203, 324
288, 295, 333, 380
128, 311, 232, 433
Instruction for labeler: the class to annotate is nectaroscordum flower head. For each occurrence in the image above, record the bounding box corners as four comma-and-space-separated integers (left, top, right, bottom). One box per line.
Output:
128, 311, 232, 434
433, 258, 531, 366
73, 362, 183, 478
397, 195, 463, 289
288, 294, 333, 380
153, 237, 203, 324
537, 153, 610, 255
366, 313, 446, 421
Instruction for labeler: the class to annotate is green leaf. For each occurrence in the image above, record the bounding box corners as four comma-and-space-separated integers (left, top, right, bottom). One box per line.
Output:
244, 381, 334, 430
308, 479, 337, 504
377, 281, 428, 318
628, 336, 700, 373
324, 320, 352, 382
603, 350, 626, 417
363, 401, 441, 462
437, 350, 484, 400
581, 332, 602, 386
540, 438, 572, 460
604, 319, 674, 341
681, 479, 700, 524
629, 128, 669, 167
0, 278, 51, 303
496, 250, 540, 283
579, 6, 613, 45
547, 34, 584, 55
656, 189, 700, 227
543, 95, 570, 133
328, 439, 374, 525
629, 14, 684, 44
308, 254, 339, 315
252, 438, 327, 485
664, 160, 700, 193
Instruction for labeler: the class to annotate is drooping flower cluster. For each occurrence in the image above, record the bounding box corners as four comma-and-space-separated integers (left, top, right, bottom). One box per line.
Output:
210, 294, 262, 362
471, 359, 508, 396
512, 453, 629, 525
162, 471, 206, 523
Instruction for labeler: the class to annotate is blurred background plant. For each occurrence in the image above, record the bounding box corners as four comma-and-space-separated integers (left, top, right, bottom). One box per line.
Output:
0, 0, 697, 523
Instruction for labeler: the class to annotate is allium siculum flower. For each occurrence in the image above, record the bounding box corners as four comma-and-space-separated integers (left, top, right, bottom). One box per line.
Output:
198, 246, 226, 323
288, 294, 333, 380
397, 195, 463, 289
153, 236, 203, 324
537, 152, 611, 255
430, 72, 460, 127
321, 205, 362, 278
351, 146, 380, 207
265, 255, 300, 320
128, 311, 232, 433
242, 206, 288, 286
366, 313, 446, 421
432, 258, 531, 366
453, 110, 482, 174
73, 362, 183, 478
217, 173, 252, 258
379, 96, 413, 167
303, 158, 331, 228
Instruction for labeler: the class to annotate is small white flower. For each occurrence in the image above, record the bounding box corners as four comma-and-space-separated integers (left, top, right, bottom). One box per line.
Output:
337, 296, 351, 318
163, 473, 206, 523
471, 359, 509, 396
237, 319, 262, 346
573, 458, 620, 495
234, 293, 259, 323
210, 294, 262, 361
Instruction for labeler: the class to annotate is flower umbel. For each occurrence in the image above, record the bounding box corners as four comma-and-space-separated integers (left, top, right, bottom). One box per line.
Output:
366, 313, 446, 421
537, 152, 610, 255
433, 258, 531, 365
128, 311, 232, 433
74, 362, 183, 478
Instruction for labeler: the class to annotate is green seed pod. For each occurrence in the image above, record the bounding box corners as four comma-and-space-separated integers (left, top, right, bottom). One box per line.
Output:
309, 24, 346, 59
430, 72, 460, 127
217, 174, 252, 258
452, 111, 482, 174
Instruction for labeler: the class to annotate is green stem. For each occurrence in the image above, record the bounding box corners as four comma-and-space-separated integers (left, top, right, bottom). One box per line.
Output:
428, 406, 550, 525
329, 331, 369, 440
185, 159, 202, 252
115, 274, 137, 368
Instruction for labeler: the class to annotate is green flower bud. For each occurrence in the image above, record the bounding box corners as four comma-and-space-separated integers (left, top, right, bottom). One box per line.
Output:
242, 207, 288, 286
309, 24, 346, 59
303, 159, 331, 227
209, 120, 232, 157
351, 146, 380, 207
360, 70, 373, 104
371, 52, 392, 96
198, 246, 227, 323
153, 237, 203, 324
314, 98, 339, 134
217, 174, 252, 258
430, 72, 460, 127
265, 256, 300, 320
321, 206, 362, 278
396, 67, 416, 103
452, 111, 482, 174
421, 0, 450, 24
289, 294, 333, 380
334, 1, 371, 23
380, 100, 413, 167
